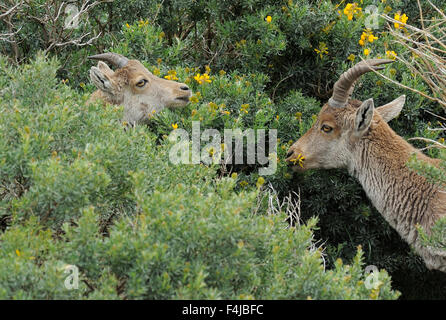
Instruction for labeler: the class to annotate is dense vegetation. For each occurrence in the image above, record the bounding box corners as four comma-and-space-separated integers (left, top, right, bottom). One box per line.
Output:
1, 0, 445, 299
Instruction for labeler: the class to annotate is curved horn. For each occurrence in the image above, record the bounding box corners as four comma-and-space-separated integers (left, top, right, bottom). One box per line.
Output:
328, 59, 394, 108
87, 52, 129, 69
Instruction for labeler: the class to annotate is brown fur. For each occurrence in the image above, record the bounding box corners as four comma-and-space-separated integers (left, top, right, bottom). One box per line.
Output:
87, 59, 192, 124
287, 98, 446, 272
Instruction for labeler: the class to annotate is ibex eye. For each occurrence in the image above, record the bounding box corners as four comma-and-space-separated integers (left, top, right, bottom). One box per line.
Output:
321, 125, 333, 133
136, 79, 148, 87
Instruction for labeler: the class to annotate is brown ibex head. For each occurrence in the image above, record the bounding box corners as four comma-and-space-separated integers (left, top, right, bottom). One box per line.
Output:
88, 52, 192, 124
286, 59, 406, 171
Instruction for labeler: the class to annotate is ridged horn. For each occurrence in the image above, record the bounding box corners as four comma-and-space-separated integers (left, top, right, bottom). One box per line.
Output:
87, 52, 129, 69
328, 59, 394, 108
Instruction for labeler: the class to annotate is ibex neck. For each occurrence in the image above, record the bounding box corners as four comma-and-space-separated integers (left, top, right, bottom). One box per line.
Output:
348, 121, 438, 245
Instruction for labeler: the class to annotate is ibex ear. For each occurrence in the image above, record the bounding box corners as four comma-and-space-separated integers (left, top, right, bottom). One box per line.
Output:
89, 66, 115, 93
354, 98, 374, 137
376, 95, 405, 122
97, 61, 115, 77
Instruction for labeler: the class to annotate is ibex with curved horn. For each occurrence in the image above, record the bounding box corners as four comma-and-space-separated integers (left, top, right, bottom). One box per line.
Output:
286, 59, 446, 272
87, 52, 192, 124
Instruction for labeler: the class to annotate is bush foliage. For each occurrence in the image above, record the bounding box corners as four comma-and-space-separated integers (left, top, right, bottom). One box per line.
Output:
1, 0, 445, 299
0, 55, 401, 299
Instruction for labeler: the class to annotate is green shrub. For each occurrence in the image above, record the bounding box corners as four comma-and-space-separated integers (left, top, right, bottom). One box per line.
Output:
1, 0, 446, 300
0, 52, 402, 300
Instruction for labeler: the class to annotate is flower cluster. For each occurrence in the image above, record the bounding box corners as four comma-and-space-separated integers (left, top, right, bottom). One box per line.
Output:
385, 50, 397, 60
342, 3, 362, 21
164, 70, 178, 81
290, 153, 305, 168
240, 104, 250, 114
394, 13, 408, 30
194, 73, 211, 85
189, 91, 201, 104
138, 19, 149, 28
314, 42, 328, 59
359, 29, 378, 46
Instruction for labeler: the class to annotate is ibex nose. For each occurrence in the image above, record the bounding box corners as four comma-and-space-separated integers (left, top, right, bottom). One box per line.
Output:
180, 85, 190, 91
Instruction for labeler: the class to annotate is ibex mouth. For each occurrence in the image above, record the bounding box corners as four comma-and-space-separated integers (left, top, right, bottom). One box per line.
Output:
286, 151, 305, 171
176, 96, 190, 103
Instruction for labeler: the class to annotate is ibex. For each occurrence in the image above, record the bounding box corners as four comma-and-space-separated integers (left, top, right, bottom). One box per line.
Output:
87, 53, 192, 124
286, 59, 446, 272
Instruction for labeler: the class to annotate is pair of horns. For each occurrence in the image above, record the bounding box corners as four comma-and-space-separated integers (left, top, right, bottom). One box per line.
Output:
328, 59, 394, 108
88, 52, 129, 69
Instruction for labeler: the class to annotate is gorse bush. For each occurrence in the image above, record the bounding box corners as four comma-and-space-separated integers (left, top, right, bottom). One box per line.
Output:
1, 0, 445, 299
0, 55, 400, 299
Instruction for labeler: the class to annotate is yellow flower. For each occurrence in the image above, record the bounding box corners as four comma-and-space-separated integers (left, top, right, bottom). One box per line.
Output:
15, 249, 21, 257
208, 102, 218, 110
385, 50, 397, 60
125, 23, 130, 28
208, 147, 215, 157
394, 13, 408, 29
240, 103, 250, 114
347, 54, 356, 62
314, 42, 328, 59
290, 153, 305, 168
368, 34, 378, 43
359, 30, 378, 46
240, 180, 248, 187
194, 73, 211, 85
343, 3, 362, 20
256, 177, 265, 188
152, 67, 161, 76
172, 123, 178, 130
295, 111, 302, 120
364, 48, 370, 56
164, 70, 179, 81
265, 16, 272, 23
